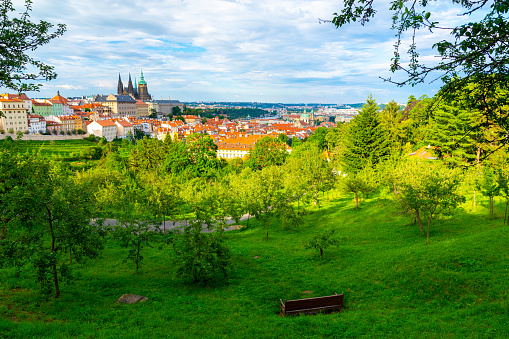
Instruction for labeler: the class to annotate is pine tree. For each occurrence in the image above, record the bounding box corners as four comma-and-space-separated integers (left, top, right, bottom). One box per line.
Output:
341, 95, 391, 173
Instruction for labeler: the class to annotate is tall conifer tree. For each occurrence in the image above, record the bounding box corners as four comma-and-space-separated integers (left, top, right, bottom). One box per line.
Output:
341, 95, 390, 172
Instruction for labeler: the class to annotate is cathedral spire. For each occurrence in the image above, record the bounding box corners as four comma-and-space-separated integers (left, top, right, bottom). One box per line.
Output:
117, 73, 124, 95
139, 68, 147, 85
127, 73, 134, 95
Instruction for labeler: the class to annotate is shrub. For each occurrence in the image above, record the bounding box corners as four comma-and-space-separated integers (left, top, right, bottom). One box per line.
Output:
8, 128, 14, 134
0, 129, 4, 134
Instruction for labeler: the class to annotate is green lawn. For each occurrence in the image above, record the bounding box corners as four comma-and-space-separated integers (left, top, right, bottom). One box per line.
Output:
0, 139, 99, 159
1, 194, 508, 338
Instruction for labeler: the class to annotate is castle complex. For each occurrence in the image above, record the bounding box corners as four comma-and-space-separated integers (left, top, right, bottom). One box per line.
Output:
117, 70, 151, 101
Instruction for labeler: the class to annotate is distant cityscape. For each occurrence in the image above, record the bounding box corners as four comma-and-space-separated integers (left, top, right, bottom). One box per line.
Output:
0, 71, 400, 159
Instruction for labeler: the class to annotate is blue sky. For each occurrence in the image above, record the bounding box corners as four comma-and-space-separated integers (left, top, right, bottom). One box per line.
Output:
3, 0, 486, 104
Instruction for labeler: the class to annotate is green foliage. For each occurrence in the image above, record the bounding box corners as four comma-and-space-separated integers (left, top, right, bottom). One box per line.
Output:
186, 133, 220, 177
79, 146, 103, 160
340, 165, 378, 209
0, 0, 66, 91
148, 108, 158, 119
332, 1, 509, 90
173, 221, 231, 285
341, 95, 391, 172
246, 136, 288, 170
172, 106, 181, 115
305, 229, 339, 258
394, 161, 465, 244
0, 153, 103, 297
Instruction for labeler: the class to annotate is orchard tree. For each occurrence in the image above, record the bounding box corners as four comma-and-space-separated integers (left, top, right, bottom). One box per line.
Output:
172, 220, 231, 285
251, 166, 287, 239
305, 229, 339, 258
0, 0, 66, 91
395, 161, 465, 244
1, 156, 103, 297
247, 136, 288, 170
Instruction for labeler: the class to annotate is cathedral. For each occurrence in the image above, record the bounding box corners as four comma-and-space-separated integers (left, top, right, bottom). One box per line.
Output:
117, 70, 151, 102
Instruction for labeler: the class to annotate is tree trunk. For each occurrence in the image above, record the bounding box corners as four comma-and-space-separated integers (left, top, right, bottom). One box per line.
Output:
0, 225, 5, 240
355, 192, 358, 209
266, 214, 269, 240
69, 248, 72, 264
314, 187, 318, 206
416, 209, 424, 234
246, 215, 250, 228
505, 202, 508, 226
320, 248, 323, 257
473, 189, 476, 210
163, 214, 166, 233
427, 216, 431, 245
48, 211, 60, 298
490, 196, 494, 216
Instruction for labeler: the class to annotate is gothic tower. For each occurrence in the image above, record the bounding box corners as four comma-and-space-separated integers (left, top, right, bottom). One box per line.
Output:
127, 73, 134, 96
117, 73, 124, 95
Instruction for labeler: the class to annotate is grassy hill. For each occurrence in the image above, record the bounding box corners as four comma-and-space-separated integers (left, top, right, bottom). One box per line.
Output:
1, 193, 508, 338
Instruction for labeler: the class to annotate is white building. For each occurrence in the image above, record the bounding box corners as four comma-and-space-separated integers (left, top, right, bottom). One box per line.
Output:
27, 114, 47, 134
87, 120, 117, 141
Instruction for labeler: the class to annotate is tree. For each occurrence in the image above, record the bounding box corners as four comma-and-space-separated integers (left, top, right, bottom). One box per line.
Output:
246, 136, 288, 170
305, 229, 339, 258
476, 165, 500, 216
0, 0, 66, 92
186, 133, 220, 177
341, 95, 391, 173
172, 106, 182, 115
330, 1, 509, 90
251, 166, 287, 239
285, 142, 334, 207
340, 165, 378, 209
0, 156, 103, 297
394, 161, 465, 244
172, 221, 231, 285
427, 98, 481, 166
148, 109, 158, 119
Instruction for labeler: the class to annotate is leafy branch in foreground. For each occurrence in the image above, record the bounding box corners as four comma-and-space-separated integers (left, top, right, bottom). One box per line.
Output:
0, 0, 66, 92
328, 1, 509, 90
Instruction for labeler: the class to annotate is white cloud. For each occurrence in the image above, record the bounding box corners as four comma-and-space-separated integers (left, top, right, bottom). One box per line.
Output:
0, 0, 489, 103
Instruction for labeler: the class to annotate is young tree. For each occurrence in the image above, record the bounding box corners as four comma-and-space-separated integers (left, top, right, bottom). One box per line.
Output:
305, 229, 339, 258
395, 162, 465, 244
476, 165, 500, 216
340, 165, 378, 209
0, 0, 66, 91
251, 166, 287, 239
172, 221, 231, 285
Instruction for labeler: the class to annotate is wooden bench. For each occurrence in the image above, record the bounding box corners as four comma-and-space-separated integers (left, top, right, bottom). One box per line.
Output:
280, 292, 344, 317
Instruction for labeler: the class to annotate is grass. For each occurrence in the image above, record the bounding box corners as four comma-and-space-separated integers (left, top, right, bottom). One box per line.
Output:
0, 139, 100, 159
1, 193, 509, 338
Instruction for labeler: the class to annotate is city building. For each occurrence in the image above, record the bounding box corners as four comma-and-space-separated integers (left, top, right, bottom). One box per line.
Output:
0, 98, 28, 132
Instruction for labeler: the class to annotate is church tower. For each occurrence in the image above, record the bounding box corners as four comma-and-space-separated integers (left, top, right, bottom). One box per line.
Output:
137, 69, 151, 101
127, 73, 134, 96
117, 73, 124, 95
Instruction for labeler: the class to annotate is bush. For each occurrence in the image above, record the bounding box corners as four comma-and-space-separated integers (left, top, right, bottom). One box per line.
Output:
0, 129, 4, 134
5, 135, 13, 141
8, 128, 14, 134
79, 146, 104, 160
173, 222, 231, 285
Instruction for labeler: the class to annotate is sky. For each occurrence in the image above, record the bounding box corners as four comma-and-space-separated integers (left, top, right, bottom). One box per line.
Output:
2, 0, 487, 104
